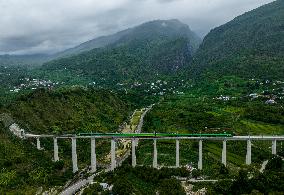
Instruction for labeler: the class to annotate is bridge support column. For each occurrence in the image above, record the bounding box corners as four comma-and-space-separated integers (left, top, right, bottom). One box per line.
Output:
111, 139, 116, 171
198, 140, 203, 170
72, 138, 78, 173
91, 138, 96, 173
53, 137, 59, 161
176, 139, 180, 168
246, 139, 252, 165
272, 140, 277, 155
36, 137, 41, 150
153, 139, 157, 168
132, 139, 136, 167
222, 140, 227, 166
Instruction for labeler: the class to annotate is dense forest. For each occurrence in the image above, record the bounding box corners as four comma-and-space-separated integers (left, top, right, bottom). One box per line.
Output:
42, 39, 193, 87
0, 124, 73, 194
1, 87, 131, 134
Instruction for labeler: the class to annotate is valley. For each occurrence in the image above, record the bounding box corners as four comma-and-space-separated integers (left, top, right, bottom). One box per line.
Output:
0, 1, 284, 194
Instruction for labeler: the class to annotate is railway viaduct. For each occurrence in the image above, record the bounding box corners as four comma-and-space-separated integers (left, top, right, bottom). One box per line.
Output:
25, 133, 284, 173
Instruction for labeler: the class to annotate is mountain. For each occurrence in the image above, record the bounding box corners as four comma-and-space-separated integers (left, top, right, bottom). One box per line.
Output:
55, 28, 132, 58
42, 19, 201, 85
192, 0, 284, 80
0, 54, 51, 67
56, 19, 201, 58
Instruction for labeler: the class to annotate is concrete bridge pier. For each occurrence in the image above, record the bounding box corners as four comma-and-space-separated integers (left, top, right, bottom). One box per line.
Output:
72, 138, 78, 173
111, 139, 116, 171
222, 140, 227, 166
246, 139, 252, 165
53, 137, 59, 161
198, 140, 203, 170
36, 137, 41, 150
153, 139, 158, 168
272, 140, 277, 155
176, 139, 180, 168
132, 138, 136, 167
91, 138, 96, 173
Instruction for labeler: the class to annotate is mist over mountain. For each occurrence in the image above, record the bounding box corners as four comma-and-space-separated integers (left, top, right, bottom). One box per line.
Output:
43, 19, 201, 84
0, 54, 51, 67
1, 2, 284, 194
56, 19, 201, 58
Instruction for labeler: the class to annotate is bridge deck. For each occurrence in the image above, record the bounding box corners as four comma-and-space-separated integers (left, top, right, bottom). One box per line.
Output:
25, 134, 284, 140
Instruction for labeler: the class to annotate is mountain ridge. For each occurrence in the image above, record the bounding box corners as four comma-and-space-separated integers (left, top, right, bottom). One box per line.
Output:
41, 19, 201, 85
0, 19, 201, 68
192, 0, 284, 80
56, 19, 201, 58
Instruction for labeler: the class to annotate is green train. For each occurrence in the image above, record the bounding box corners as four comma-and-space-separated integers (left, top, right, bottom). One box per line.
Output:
77, 132, 233, 137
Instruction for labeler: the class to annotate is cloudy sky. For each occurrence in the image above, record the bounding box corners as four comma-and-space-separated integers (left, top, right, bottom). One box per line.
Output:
0, 0, 274, 55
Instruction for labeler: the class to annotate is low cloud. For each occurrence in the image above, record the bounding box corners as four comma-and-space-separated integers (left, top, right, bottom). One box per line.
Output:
0, 0, 274, 55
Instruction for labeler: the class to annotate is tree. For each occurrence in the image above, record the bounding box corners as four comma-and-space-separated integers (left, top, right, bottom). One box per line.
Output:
82, 183, 103, 195
230, 169, 251, 194
192, 169, 201, 179
265, 156, 283, 171
158, 178, 185, 195
112, 178, 134, 195
213, 180, 233, 194
219, 164, 229, 175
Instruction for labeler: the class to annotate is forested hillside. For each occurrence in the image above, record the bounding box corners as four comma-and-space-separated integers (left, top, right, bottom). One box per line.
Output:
0, 125, 73, 194
44, 38, 190, 84
1, 1, 284, 194
192, 0, 284, 80
1, 87, 131, 134
42, 20, 201, 86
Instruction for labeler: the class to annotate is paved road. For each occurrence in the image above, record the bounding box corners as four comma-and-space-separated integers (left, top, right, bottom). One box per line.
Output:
60, 171, 102, 195
135, 105, 153, 133
60, 106, 152, 195
260, 160, 269, 173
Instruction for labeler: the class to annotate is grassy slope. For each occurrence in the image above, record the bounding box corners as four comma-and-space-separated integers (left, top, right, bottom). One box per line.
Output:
140, 89, 283, 171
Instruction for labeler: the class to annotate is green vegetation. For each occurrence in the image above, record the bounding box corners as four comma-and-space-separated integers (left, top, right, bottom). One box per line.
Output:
192, 0, 284, 80
58, 19, 201, 58
0, 66, 30, 105
40, 20, 201, 87
1, 87, 131, 134
144, 90, 284, 135
0, 87, 133, 194
42, 37, 192, 86
0, 1, 284, 194
193, 155, 284, 194
0, 125, 73, 194
84, 165, 188, 195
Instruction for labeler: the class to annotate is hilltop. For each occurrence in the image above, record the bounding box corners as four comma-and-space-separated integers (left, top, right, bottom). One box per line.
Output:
57, 19, 201, 58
